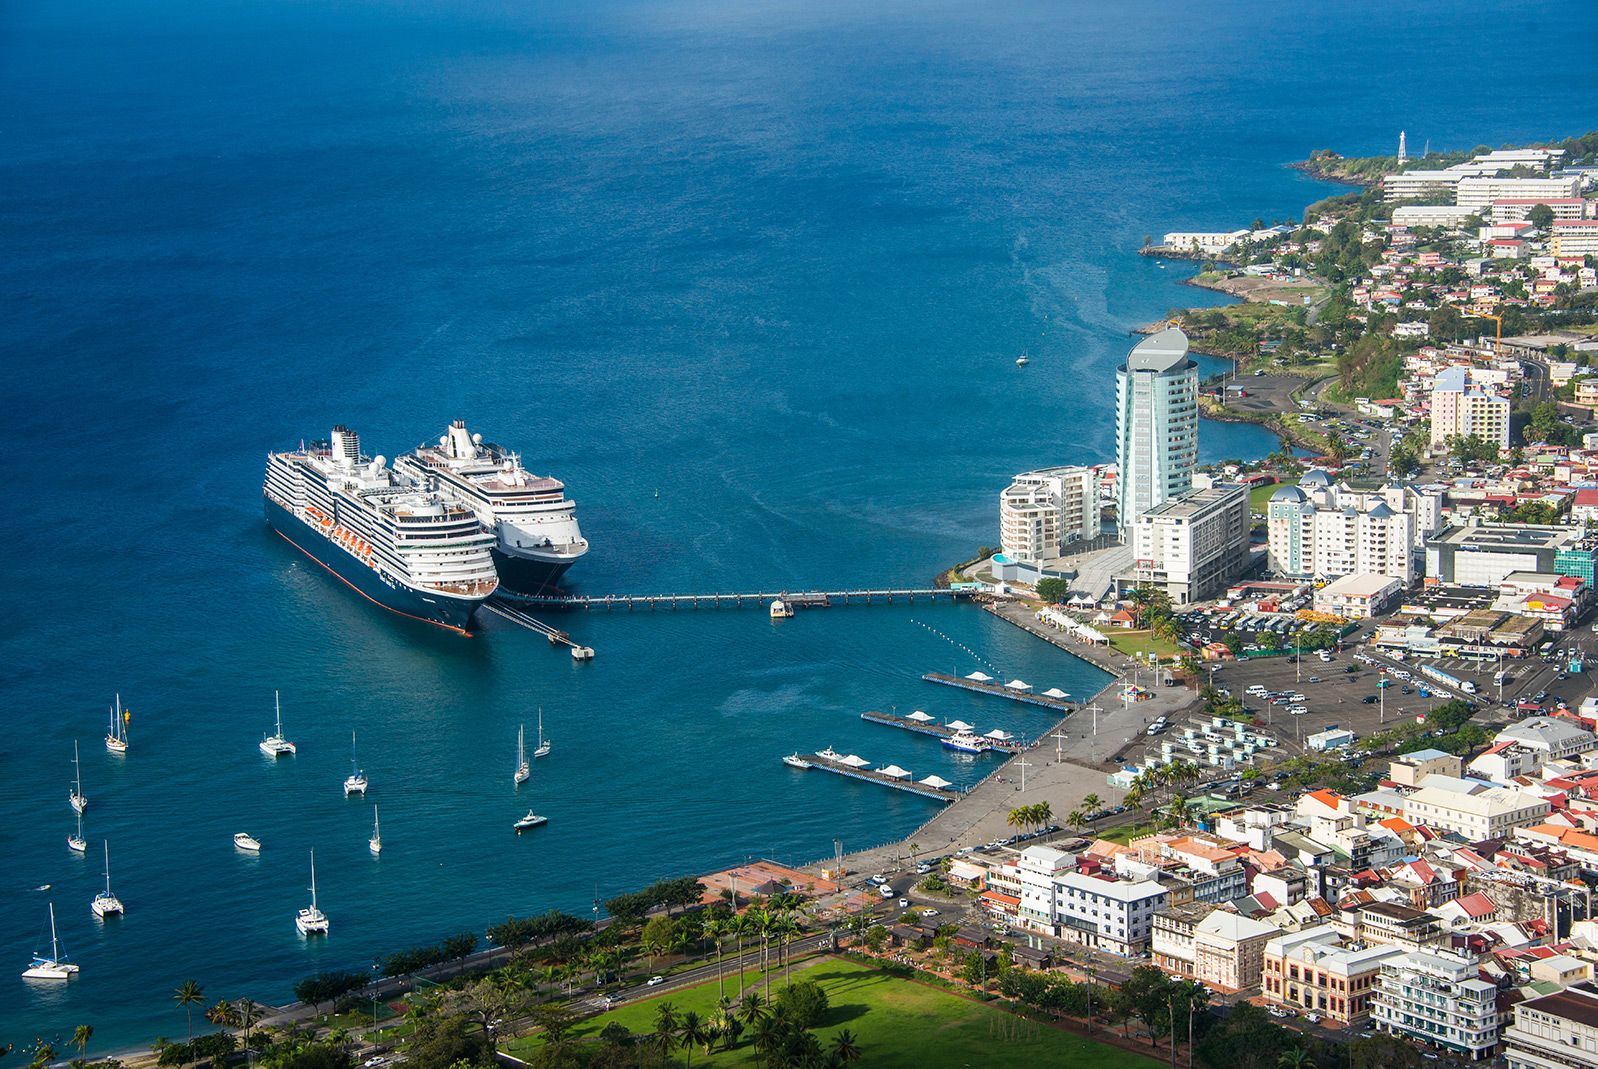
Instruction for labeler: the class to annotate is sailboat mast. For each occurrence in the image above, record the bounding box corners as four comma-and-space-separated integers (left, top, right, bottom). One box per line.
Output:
309, 850, 317, 908
276, 691, 283, 736
105, 841, 112, 894
49, 902, 59, 959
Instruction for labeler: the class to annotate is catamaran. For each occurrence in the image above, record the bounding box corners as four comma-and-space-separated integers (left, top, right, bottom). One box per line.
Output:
69, 740, 87, 813
260, 691, 296, 757
343, 731, 367, 795
92, 842, 124, 918
533, 708, 550, 759
513, 724, 530, 785
368, 807, 382, 855
69, 810, 86, 854
295, 850, 329, 935
105, 695, 129, 754
22, 903, 78, 980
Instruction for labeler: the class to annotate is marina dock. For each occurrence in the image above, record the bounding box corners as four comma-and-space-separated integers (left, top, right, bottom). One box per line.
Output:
786, 749, 963, 802
922, 671, 1077, 712
498, 588, 972, 611
859, 709, 1025, 752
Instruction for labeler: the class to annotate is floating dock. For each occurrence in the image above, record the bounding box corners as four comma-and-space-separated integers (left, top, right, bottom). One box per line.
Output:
786, 750, 962, 802
859, 710, 1025, 752
498, 588, 972, 611
922, 672, 1076, 712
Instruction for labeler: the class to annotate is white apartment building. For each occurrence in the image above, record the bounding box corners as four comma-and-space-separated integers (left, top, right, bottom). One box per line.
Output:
1162, 230, 1248, 253
1402, 781, 1551, 838
1496, 717, 1598, 761
1116, 327, 1198, 528
1285, 470, 1443, 550
1431, 366, 1510, 450
1267, 478, 1416, 582
1505, 983, 1598, 1069
999, 466, 1098, 564
1128, 483, 1251, 604
1373, 948, 1499, 1061
1494, 198, 1589, 223
1392, 205, 1478, 229
1457, 175, 1582, 214
1553, 220, 1598, 257
1053, 869, 1168, 957
1383, 170, 1464, 202
1003, 845, 1075, 935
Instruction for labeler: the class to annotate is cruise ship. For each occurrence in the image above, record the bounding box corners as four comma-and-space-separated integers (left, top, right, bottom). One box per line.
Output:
397, 421, 588, 595
264, 426, 499, 632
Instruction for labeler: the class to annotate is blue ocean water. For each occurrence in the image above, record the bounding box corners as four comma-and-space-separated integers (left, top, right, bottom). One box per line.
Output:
4, 0, 1598, 1048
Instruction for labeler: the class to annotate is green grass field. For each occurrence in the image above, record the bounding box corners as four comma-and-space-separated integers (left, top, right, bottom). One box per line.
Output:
1249, 479, 1296, 511
1105, 630, 1183, 661
504, 957, 1162, 1069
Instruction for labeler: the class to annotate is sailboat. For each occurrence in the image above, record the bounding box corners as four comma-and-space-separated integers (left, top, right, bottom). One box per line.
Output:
92, 842, 124, 918
69, 740, 87, 813
343, 731, 367, 795
22, 903, 78, 979
105, 695, 129, 754
533, 708, 551, 759
260, 691, 296, 757
295, 850, 329, 935
69, 809, 86, 854
368, 807, 382, 855
513, 725, 530, 785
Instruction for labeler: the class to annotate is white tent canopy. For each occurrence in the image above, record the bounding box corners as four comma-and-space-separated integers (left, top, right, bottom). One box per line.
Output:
984, 729, 1015, 741
1004, 679, 1032, 691
839, 754, 870, 768
918, 775, 954, 789
876, 764, 911, 779
1041, 687, 1069, 699
947, 720, 975, 731
906, 711, 935, 722
965, 671, 994, 682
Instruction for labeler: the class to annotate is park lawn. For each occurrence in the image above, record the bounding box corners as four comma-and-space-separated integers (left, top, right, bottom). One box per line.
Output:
1105, 630, 1183, 661
505, 957, 1163, 1069
1250, 479, 1296, 511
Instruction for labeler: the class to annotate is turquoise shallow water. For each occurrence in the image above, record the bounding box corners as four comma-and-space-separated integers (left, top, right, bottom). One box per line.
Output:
3, 0, 1597, 1049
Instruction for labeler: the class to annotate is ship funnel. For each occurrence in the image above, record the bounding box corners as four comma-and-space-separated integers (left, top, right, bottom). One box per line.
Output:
446, 421, 476, 459
330, 426, 360, 467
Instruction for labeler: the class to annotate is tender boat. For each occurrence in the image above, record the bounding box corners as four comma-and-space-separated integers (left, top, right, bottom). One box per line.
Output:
513, 809, 548, 831
234, 832, 262, 852
22, 904, 77, 980
769, 598, 794, 619
941, 730, 991, 755
369, 806, 382, 855
782, 753, 813, 769
514, 724, 530, 785
106, 695, 129, 754
295, 850, 329, 935
533, 708, 550, 759
570, 645, 594, 660
815, 746, 844, 762
69, 740, 87, 813
343, 731, 367, 795
260, 691, 296, 757
92, 842, 124, 918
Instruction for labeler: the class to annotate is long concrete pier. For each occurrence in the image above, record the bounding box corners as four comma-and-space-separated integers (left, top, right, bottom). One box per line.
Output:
498, 588, 972, 611
921, 671, 1077, 712
787, 751, 963, 802
859, 709, 1025, 752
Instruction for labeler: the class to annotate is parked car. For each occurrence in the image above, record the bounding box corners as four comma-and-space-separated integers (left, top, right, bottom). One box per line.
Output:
899, 898, 910, 908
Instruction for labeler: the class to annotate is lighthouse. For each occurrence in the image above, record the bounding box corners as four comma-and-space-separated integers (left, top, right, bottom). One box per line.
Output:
1398, 130, 1408, 166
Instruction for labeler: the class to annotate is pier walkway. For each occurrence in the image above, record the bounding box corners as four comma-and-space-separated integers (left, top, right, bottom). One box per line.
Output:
922, 671, 1077, 712
482, 599, 584, 649
498, 588, 971, 611
859, 709, 1025, 752
787, 751, 963, 802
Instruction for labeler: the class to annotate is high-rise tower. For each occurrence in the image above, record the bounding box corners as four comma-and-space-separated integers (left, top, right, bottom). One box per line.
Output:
1116, 327, 1198, 534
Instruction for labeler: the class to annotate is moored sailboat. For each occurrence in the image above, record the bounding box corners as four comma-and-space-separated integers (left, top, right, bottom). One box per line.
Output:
260, 691, 296, 757
513, 724, 530, 785
105, 695, 129, 754
369, 807, 382, 855
22, 904, 78, 980
343, 731, 367, 795
69, 810, 86, 854
92, 842, 124, 918
533, 708, 550, 759
69, 740, 87, 813
295, 850, 328, 935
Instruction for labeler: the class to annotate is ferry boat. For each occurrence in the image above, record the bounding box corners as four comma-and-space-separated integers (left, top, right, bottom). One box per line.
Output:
234, 832, 262, 852
397, 422, 587, 596
941, 731, 991, 755
265, 426, 499, 632
782, 753, 812, 769
513, 809, 548, 831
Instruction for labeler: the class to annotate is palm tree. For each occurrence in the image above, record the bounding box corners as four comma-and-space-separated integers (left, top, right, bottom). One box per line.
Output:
737, 990, 768, 1038
776, 915, 802, 985
237, 998, 263, 1062
653, 1002, 679, 1069
702, 917, 727, 1000
1067, 809, 1085, 832
71, 1026, 94, 1060
1279, 1049, 1314, 1069
733, 913, 753, 998
679, 1011, 710, 1067
1080, 793, 1101, 831
174, 980, 206, 1045
1033, 801, 1052, 831
830, 1029, 862, 1064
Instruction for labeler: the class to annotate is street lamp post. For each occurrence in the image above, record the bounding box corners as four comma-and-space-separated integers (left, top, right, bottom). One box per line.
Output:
1016, 757, 1033, 792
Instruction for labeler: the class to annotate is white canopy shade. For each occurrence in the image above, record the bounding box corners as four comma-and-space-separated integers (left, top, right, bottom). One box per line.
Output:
1042, 688, 1069, 698
984, 729, 1015, 741
918, 775, 954, 789
876, 764, 911, 779
839, 754, 870, 768
1004, 679, 1032, 691
906, 711, 935, 722
965, 671, 994, 682
947, 720, 974, 731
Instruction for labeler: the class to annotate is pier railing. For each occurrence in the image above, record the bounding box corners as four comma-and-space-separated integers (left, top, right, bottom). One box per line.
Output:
496, 588, 972, 611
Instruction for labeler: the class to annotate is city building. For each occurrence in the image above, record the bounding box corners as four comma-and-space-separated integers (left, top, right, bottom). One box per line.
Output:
1389, 749, 1464, 787
1494, 198, 1589, 223
1383, 171, 1464, 203
1267, 484, 1414, 583
1495, 717, 1598, 761
1402, 781, 1551, 838
1053, 870, 1168, 957
1552, 220, 1598, 258
1264, 927, 1404, 1025
1373, 948, 1500, 1061
1425, 524, 1590, 587
1502, 980, 1598, 1069
999, 466, 1098, 564
1161, 230, 1249, 253
1456, 175, 1583, 214
1392, 205, 1477, 228
1116, 328, 1199, 529
1313, 573, 1406, 619
1431, 366, 1510, 450
1493, 572, 1588, 631
1127, 483, 1251, 604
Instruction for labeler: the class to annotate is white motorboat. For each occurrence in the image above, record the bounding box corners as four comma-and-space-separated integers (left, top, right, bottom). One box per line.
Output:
234, 832, 262, 852
92, 841, 124, 918
69, 740, 87, 813
782, 753, 812, 769
533, 708, 550, 759
105, 695, 129, 754
260, 691, 296, 757
769, 597, 794, 619
369, 807, 382, 855
513, 809, 547, 831
513, 724, 530, 785
22, 903, 78, 980
815, 746, 844, 762
295, 850, 329, 935
69, 810, 86, 854
343, 731, 367, 795
941, 730, 991, 755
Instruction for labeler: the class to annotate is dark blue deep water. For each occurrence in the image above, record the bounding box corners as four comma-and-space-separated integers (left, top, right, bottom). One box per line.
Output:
4, 0, 1597, 1047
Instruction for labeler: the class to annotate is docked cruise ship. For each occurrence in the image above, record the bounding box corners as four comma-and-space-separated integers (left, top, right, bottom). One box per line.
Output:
264, 426, 499, 631
397, 421, 588, 595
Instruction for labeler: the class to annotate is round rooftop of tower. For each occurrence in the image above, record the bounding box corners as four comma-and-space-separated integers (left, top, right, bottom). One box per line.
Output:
1124, 327, 1190, 372
1270, 484, 1308, 504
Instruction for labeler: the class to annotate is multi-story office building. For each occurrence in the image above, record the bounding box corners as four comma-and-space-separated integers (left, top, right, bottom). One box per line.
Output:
1392, 205, 1477, 228
1116, 327, 1198, 531
1264, 928, 1404, 1026
1506, 982, 1598, 1069
998, 466, 1098, 564
1161, 230, 1249, 253
1383, 170, 1465, 202
1457, 175, 1582, 214
1127, 483, 1251, 604
1425, 524, 1589, 587
1553, 220, 1598, 257
1053, 869, 1168, 957
1402, 781, 1551, 839
1373, 948, 1499, 1061
1431, 367, 1510, 450
1494, 198, 1588, 223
